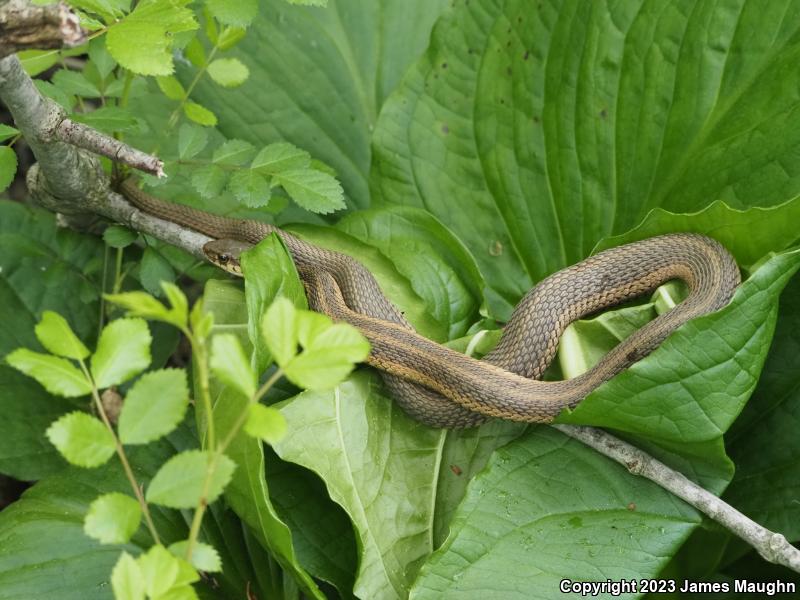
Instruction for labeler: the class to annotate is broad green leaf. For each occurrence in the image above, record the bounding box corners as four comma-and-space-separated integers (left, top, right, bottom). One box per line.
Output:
410, 428, 700, 599
157, 75, 185, 100
200, 281, 325, 599
294, 310, 330, 347
0, 146, 18, 193
183, 101, 217, 126
273, 372, 445, 599
284, 323, 370, 390
90, 318, 152, 388
210, 333, 256, 399
286, 0, 327, 6
273, 168, 344, 214
0, 124, 19, 143
118, 369, 189, 444
251, 142, 310, 174
106, 0, 198, 76
19, 49, 61, 77
168, 541, 222, 573
71, 106, 140, 134
189, 0, 451, 208
103, 224, 138, 248
190, 164, 227, 197
240, 234, 306, 373
88, 37, 116, 79
206, 0, 257, 27
371, 0, 800, 319
261, 297, 298, 368
111, 552, 145, 600
6, 349, 91, 397
139, 246, 176, 295
52, 69, 101, 98
212, 139, 255, 166
46, 412, 116, 468
228, 169, 270, 207
84, 492, 142, 544
207, 58, 250, 88
177, 124, 209, 159
34, 311, 90, 360
244, 403, 286, 444
146, 450, 236, 508
337, 207, 486, 340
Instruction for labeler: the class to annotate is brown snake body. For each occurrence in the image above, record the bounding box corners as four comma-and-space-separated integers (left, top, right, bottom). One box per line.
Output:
120, 179, 741, 428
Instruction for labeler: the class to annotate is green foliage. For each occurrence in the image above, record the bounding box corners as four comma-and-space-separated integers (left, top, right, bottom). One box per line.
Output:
118, 369, 189, 444
46, 412, 116, 468
209, 333, 255, 399
146, 450, 236, 509
168, 541, 222, 573
0, 146, 18, 193
90, 318, 152, 388
84, 493, 142, 544
5, 349, 92, 397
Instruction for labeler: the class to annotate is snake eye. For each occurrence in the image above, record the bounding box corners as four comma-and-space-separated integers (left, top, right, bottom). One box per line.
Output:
218, 253, 230, 264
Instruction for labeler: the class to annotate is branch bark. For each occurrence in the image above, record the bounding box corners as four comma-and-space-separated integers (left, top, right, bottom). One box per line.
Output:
0, 0, 86, 59
1, 26, 799, 577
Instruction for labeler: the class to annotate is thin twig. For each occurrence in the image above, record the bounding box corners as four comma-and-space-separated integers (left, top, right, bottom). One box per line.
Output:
552, 424, 800, 573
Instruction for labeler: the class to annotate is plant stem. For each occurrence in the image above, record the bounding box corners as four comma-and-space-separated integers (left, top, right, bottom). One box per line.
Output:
219, 369, 284, 454
111, 246, 123, 294
79, 360, 162, 546
188, 332, 216, 451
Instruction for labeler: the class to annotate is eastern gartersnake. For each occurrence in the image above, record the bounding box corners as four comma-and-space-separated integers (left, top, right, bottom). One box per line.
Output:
120, 178, 741, 428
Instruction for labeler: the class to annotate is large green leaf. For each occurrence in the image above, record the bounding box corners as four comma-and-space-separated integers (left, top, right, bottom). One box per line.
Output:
372, 0, 800, 318
188, 0, 452, 207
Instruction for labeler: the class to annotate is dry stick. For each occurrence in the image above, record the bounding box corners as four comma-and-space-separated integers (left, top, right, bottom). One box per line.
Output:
0, 34, 797, 576
552, 424, 800, 572
0, 0, 85, 59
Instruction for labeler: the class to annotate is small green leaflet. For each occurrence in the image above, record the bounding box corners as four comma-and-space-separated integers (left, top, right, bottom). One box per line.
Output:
285, 0, 329, 6
118, 368, 189, 445
105, 283, 188, 330
168, 541, 222, 573
84, 493, 142, 544
106, 0, 198, 76
0, 146, 18, 193
251, 142, 310, 174
191, 164, 227, 197
88, 37, 117, 79
137, 544, 198, 597
210, 333, 256, 399
111, 552, 145, 600
5, 349, 92, 397
284, 323, 370, 390
206, 0, 257, 27
52, 69, 101, 98
72, 106, 140, 134
217, 27, 247, 51
178, 124, 208, 159
103, 224, 138, 248
0, 124, 19, 143
90, 318, 152, 389
183, 101, 217, 126
245, 403, 287, 444
146, 450, 236, 508
261, 297, 299, 367
228, 169, 271, 207
156, 75, 185, 100
274, 168, 345, 214
212, 139, 255, 166
46, 411, 116, 468
207, 58, 250, 88
35, 311, 90, 360
139, 247, 176, 295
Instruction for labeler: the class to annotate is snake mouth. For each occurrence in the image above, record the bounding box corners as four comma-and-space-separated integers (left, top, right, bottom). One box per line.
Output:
202, 239, 250, 276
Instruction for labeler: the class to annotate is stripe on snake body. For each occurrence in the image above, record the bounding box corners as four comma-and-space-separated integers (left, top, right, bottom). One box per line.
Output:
120, 178, 741, 428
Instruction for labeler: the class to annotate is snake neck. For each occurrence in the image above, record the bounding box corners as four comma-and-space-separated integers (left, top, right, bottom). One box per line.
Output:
119, 178, 274, 244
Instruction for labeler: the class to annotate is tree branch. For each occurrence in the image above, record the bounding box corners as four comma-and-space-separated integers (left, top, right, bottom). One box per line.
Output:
552, 424, 800, 572
0, 0, 85, 59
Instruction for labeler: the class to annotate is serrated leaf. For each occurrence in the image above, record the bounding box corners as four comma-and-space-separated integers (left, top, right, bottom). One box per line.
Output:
111, 552, 145, 600
183, 101, 217, 126
0, 146, 18, 193
84, 493, 142, 544
251, 142, 310, 175
207, 58, 249, 88
286, 0, 328, 6
105, 291, 186, 330
183, 35, 205, 67
88, 37, 116, 79
206, 0, 257, 27
261, 297, 297, 367
140, 247, 175, 295
190, 164, 227, 197
228, 169, 270, 207
156, 75, 185, 100
244, 403, 286, 444
0, 124, 19, 143
160, 282, 189, 328
91, 318, 152, 388
118, 369, 189, 444
295, 310, 331, 347
274, 168, 345, 214
137, 544, 198, 597
210, 333, 255, 399
52, 69, 102, 98
34, 79, 74, 111
168, 541, 222, 573
178, 124, 208, 159
284, 323, 370, 391
146, 450, 236, 508
106, 0, 197, 76
103, 224, 138, 248
35, 311, 90, 360
71, 106, 140, 134
212, 139, 255, 166
6, 349, 92, 397
46, 411, 116, 468
217, 26, 246, 51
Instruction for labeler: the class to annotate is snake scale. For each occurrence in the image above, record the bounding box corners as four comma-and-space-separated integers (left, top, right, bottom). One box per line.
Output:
120, 179, 741, 428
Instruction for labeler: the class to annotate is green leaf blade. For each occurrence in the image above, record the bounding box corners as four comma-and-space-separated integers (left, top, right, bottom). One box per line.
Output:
90, 318, 152, 389
244, 403, 287, 444
84, 492, 142, 544
46, 411, 116, 468
34, 311, 90, 360
118, 368, 189, 445
6, 349, 92, 397
146, 450, 236, 509
207, 58, 250, 88
209, 333, 256, 399
261, 297, 298, 368
274, 168, 345, 214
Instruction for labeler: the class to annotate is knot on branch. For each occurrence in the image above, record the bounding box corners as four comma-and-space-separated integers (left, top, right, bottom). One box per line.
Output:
0, 0, 87, 59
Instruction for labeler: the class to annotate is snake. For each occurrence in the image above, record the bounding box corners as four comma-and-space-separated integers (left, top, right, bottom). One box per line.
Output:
119, 178, 741, 428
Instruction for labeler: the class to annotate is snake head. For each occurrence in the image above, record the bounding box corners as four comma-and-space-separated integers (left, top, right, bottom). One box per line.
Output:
202, 239, 251, 276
